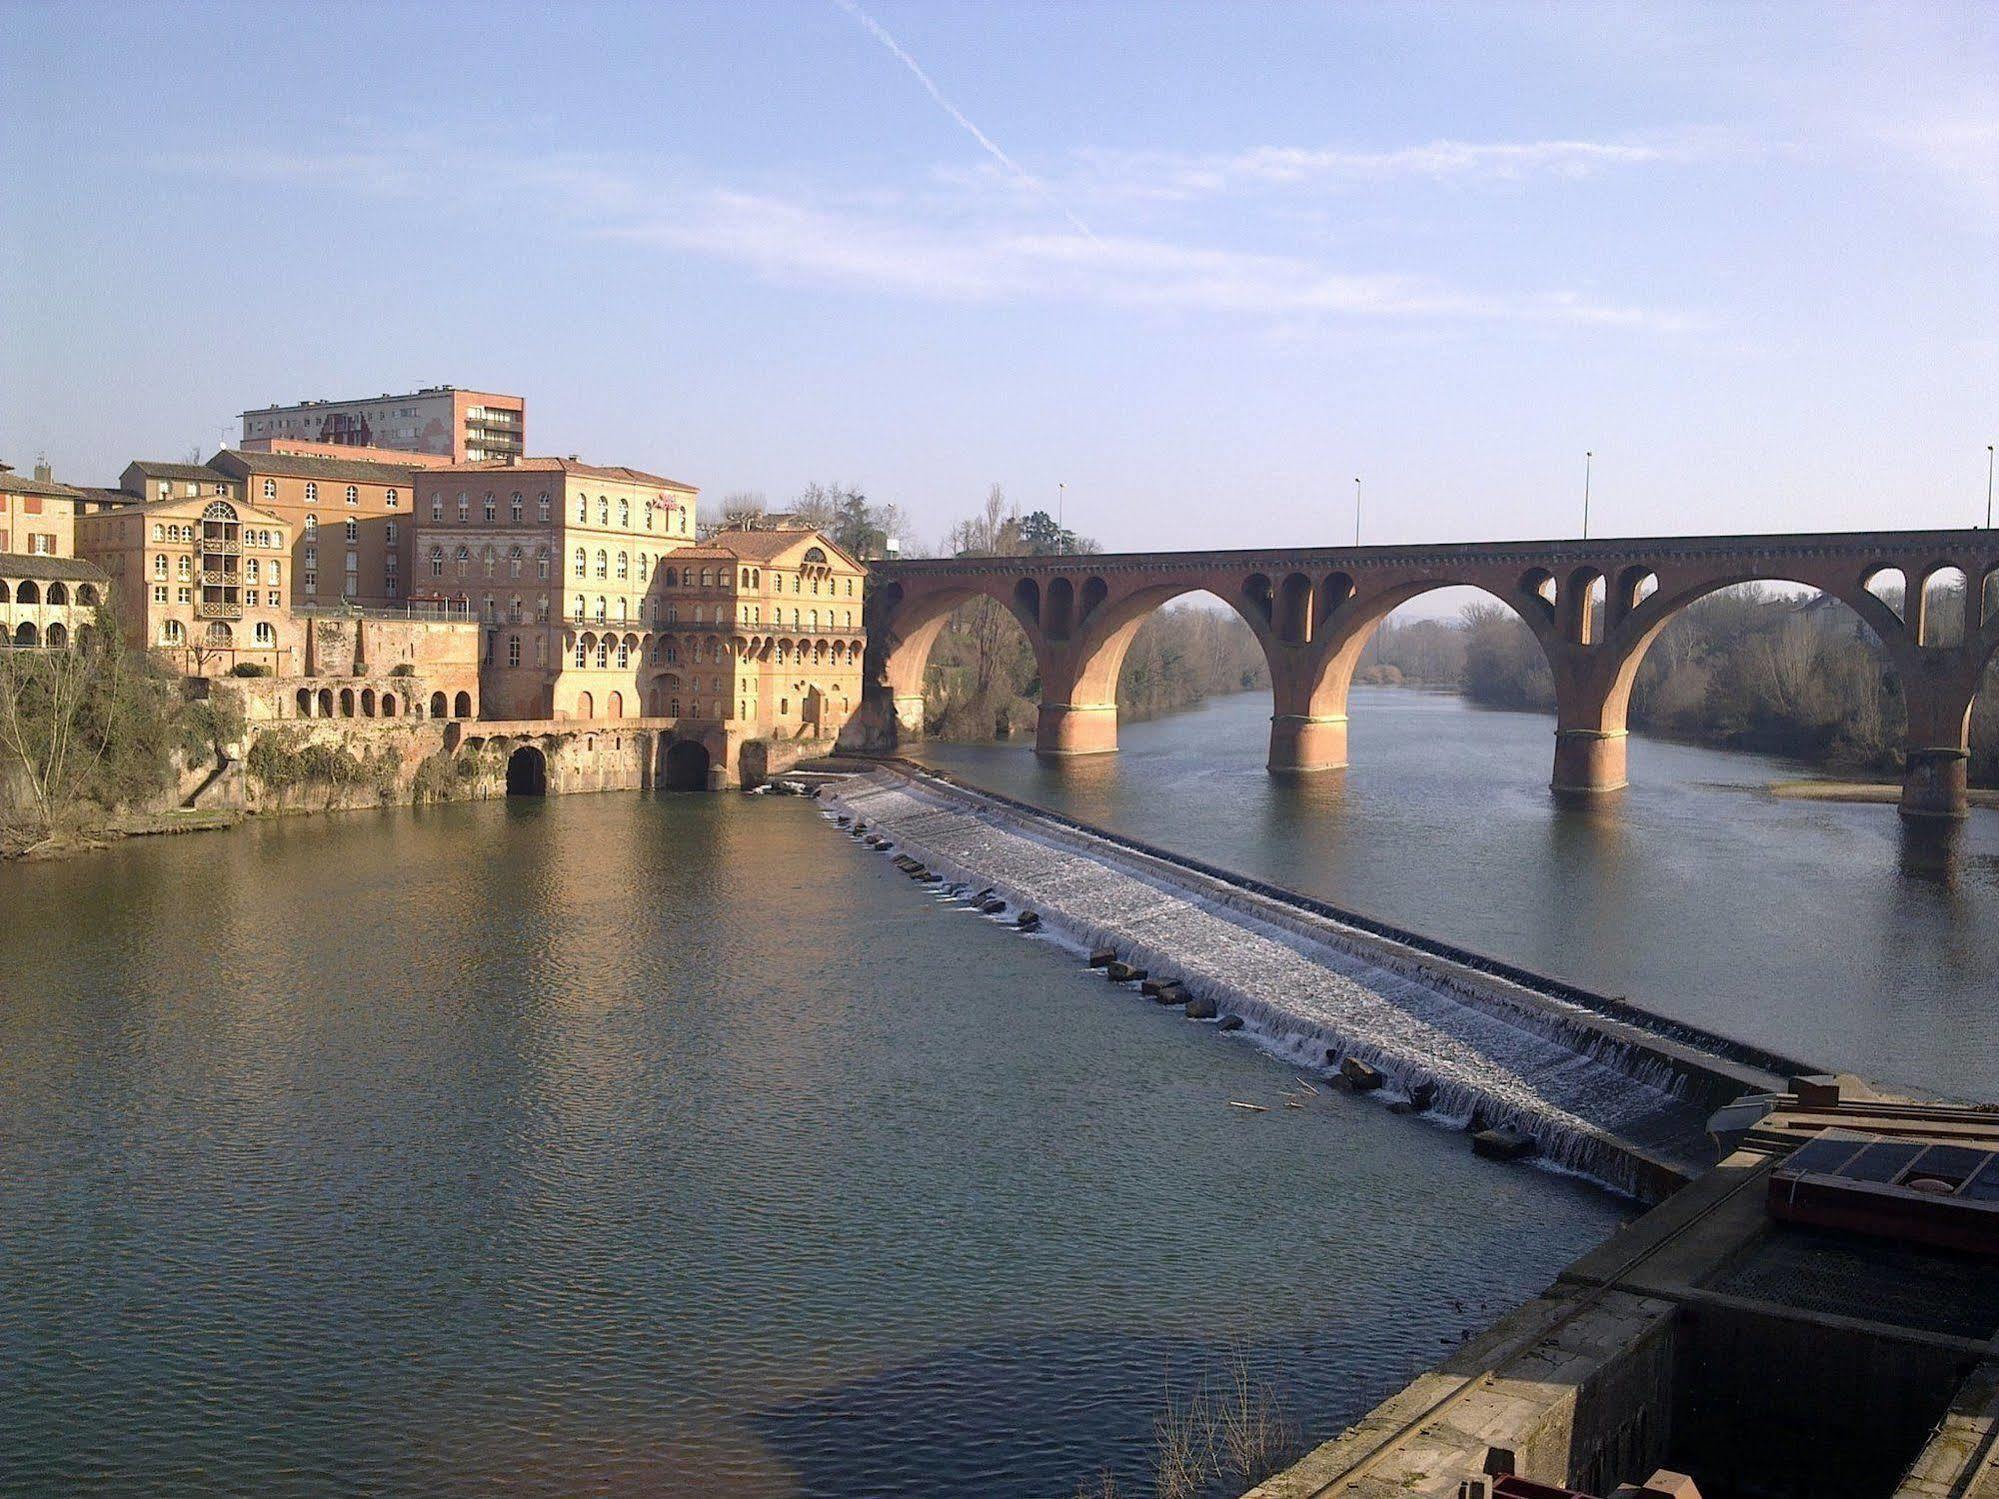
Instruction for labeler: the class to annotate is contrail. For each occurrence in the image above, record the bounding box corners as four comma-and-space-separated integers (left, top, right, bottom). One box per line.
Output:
829, 0, 1102, 245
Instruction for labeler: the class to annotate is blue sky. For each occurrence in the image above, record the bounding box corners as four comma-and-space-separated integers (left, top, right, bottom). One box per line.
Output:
2, 1, 1994, 554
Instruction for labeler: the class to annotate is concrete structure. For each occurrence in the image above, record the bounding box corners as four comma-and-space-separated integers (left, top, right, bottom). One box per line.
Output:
858, 529, 1999, 818
241, 386, 524, 463
1245, 1083, 1999, 1499
77, 495, 298, 671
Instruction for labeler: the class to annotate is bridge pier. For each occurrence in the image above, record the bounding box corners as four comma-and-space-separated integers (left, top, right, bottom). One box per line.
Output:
1901, 747, 1969, 820
1035, 701, 1118, 757
1268, 713, 1347, 773
892, 693, 927, 741
1551, 727, 1629, 796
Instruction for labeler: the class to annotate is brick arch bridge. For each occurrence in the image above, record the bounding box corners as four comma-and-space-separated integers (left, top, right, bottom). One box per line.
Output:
845, 529, 1999, 819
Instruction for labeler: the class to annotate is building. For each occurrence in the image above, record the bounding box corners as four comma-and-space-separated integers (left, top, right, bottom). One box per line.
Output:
1, 460, 110, 649
1, 460, 81, 558
76, 494, 298, 672
115, 451, 424, 610
241, 387, 525, 463
411, 456, 699, 718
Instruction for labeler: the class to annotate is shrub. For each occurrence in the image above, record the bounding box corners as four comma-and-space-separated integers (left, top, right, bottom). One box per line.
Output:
229, 662, 270, 677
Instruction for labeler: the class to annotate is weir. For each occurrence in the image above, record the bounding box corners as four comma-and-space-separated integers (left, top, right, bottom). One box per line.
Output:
825, 764, 1802, 1203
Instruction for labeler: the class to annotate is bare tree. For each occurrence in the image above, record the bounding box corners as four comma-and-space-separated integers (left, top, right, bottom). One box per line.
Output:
714, 490, 767, 530
0, 629, 125, 842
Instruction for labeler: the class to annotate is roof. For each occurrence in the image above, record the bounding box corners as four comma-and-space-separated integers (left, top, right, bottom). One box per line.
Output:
73, 487, 138, 511
422, 457, 697, 492
241, 386, 522, 414
0, 470, 82, 500
75, 494, 292, 526
209, 449, 420, 484
125, 461, 230, 484
707, 526, 864, 569
0, 552, 110, 583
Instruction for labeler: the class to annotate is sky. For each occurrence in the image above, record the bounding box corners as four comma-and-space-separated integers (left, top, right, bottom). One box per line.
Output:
2, 1, 1995, 558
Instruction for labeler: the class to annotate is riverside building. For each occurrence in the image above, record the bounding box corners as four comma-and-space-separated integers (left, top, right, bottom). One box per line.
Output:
1, 460, 109, 649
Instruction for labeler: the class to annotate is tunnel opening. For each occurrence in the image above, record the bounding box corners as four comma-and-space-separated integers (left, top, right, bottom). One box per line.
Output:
505, 745, 547, 796
665, 738, 711, 791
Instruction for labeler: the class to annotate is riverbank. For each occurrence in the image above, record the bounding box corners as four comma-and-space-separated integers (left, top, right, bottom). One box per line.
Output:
0, 807, 241, 861
1769, 777, 1999, 809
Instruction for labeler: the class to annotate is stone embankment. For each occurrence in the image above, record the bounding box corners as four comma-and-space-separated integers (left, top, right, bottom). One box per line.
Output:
826, 764, 1806, 1202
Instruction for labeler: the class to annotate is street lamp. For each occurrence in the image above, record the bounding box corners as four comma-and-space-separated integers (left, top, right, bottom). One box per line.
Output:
1986, 445, 1993, 530
1354, 477, 1361, 547
1583, 451, 1593, 539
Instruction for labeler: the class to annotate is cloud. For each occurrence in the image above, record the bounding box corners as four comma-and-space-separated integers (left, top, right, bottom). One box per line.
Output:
155, 139, 1690, 332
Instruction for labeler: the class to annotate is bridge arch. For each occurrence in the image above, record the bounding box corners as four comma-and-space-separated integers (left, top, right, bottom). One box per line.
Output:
868, 577, 1051, 742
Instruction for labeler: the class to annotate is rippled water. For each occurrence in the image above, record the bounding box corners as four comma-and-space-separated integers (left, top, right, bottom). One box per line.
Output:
914, 688, 1999, 1102
0, 794, 1622, 1497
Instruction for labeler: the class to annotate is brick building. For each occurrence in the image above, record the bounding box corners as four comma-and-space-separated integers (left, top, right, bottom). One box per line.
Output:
241, 386, 524, 463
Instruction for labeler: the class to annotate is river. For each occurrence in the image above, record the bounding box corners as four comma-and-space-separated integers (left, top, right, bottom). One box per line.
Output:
914, 686, 1999, 1103
0, 792, 1622, 1498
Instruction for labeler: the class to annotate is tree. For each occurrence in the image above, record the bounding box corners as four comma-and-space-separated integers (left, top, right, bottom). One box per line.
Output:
1019, 509, 1088, 556
715, 490, 767, 530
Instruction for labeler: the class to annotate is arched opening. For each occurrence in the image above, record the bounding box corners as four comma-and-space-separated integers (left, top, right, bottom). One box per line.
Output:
575, 690, 593, 720
16, 581, 38, 605
665, 738, 711, 791
606, 690, 624, 720
1915, 565, 1970, 647
1240, 573, 1274, 628
505, 745, 548, 796
76, 583, 98, 606
381, 693, 398, 718
876, 581, 1047, 742
1609, 566, 1659, 631
1863, 565, 1907, 620
453, 691, 472, 718
1563, 567, 1606, 645
296, 687, 313, 717
319, 688, 335, 718
46, 581, 68, 606
360, 688, 376, 718
1314, 571, 1355, 633
430, 690, 448, 718
1079, 575, 1108, 629
339, 687, 355, 717
1276, 572, 1313, 645
1044, 576, 1075, 641
12, 621, 37, 647
43, 622, 67, 648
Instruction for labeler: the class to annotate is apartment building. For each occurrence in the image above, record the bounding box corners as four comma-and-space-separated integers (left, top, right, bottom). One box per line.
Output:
241, 387, 524, 463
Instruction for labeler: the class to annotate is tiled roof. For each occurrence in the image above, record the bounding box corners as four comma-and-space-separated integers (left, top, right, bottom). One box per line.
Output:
706, 527, 863, 568
0, 470, 82, 499
429, 457, 697, 492
125, 461, 229, 484
0, 552, 110, 584
72, 487, 135, 511
209, 449, 420, 484
75, 494, 291, 525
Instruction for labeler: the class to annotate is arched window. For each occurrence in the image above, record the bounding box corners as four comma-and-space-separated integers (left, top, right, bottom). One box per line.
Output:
637, 554, 648, 581
253, 621, 275, 646
246, 559, 260, 584
574, 547, 586, 577
431, 495, 444, 521
537, 547, 550, 579
594, 596, 607, 622
597, 496, 609, 525
304, 512, 317, 535
304, 482, 317, 502
700, 568, 713, 588
153, 554, 167, 579
573, 593, 585, 618
262, 479, 276, 500
577, 493, 588, 521
160, 619, 183, 645
151, 523, 164, 541
508, 597, 522, 623
616, 551, 629, 579
344, 484, 358, 505
385, 488, 398, 509
693, 605, 705, 625
482, 547, 496, 579
509, 492, 523, 522
681, 567, 694, 587
457, 493, 469, 523
344, 518, 357, 542
645, 501, 656, 531
594, 549, 607, 578
508, 546, 523, 577
483, 493, 496, 522
177, 555, 190, 580
537, 492, 550, 522
803, 546, 827, 565
430, 547, 444, 577
455, 545, 469, 577
616, 597, 628, 622
618, 497, 630, 528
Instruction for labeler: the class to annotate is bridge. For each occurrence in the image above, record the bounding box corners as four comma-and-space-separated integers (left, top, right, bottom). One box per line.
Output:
848, 528, 1999, 819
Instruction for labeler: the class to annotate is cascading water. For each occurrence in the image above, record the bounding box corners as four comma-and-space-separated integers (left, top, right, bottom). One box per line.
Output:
828, 770, 1760, 1200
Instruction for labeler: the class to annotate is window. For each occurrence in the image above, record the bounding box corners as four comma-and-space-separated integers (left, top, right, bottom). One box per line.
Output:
507, 597, 521, 623
304, 545, 317, 565
483, 494, 496, 522
247, 559, 260, 584
645, 502, 655, 531
152, 555, 167, 579
573, 593, 585, 618
269, 562, 280, 584
508, 635, 521, 667
618, 497, 630, 528
537, 547, 550, 580
344, 518, 358, 542
177, 585, 192, 604
177, 555, 190, 580
537, 493, 550, 522
152, 584, 167, 603
455, 545, 469, 577
385, 520, 397, 545
431, 495, 444, 522
509, 493, 523, 523
616, 551, 629, 579
304, 513, 317, 535
305, 482, 318, 502
616, 597, 627, 622
575, 638, 587, 667
385, 552, 397, 574
483, 548, 496, 579
637, 554, 648, 581
262, 479, 276, 500
595, 640, 608, 669
304, 570, 317, 590
536, 597, 549, 622
508, 546, 523, 578
151, 523, 164, 541
160, 619, 183, 645
386, 488, 399, 509
386, 577, 399, 599
430, 547, 444, 577
616, 639, 630, 668
594, 596, 607, 622
345, 485, 358, 506
535, 636, 547, 665
693, 605, 705, 625
577, 494, 587, 522
254, 621, 275, 646
597, 497, 609, 525
345, 551, 358, 576
594, 549, 607, 579
458, 494, 470, 523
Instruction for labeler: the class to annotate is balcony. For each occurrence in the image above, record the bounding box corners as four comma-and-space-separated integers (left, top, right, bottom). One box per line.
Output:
203, 537, 240, 555
195, 599, 243, 620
